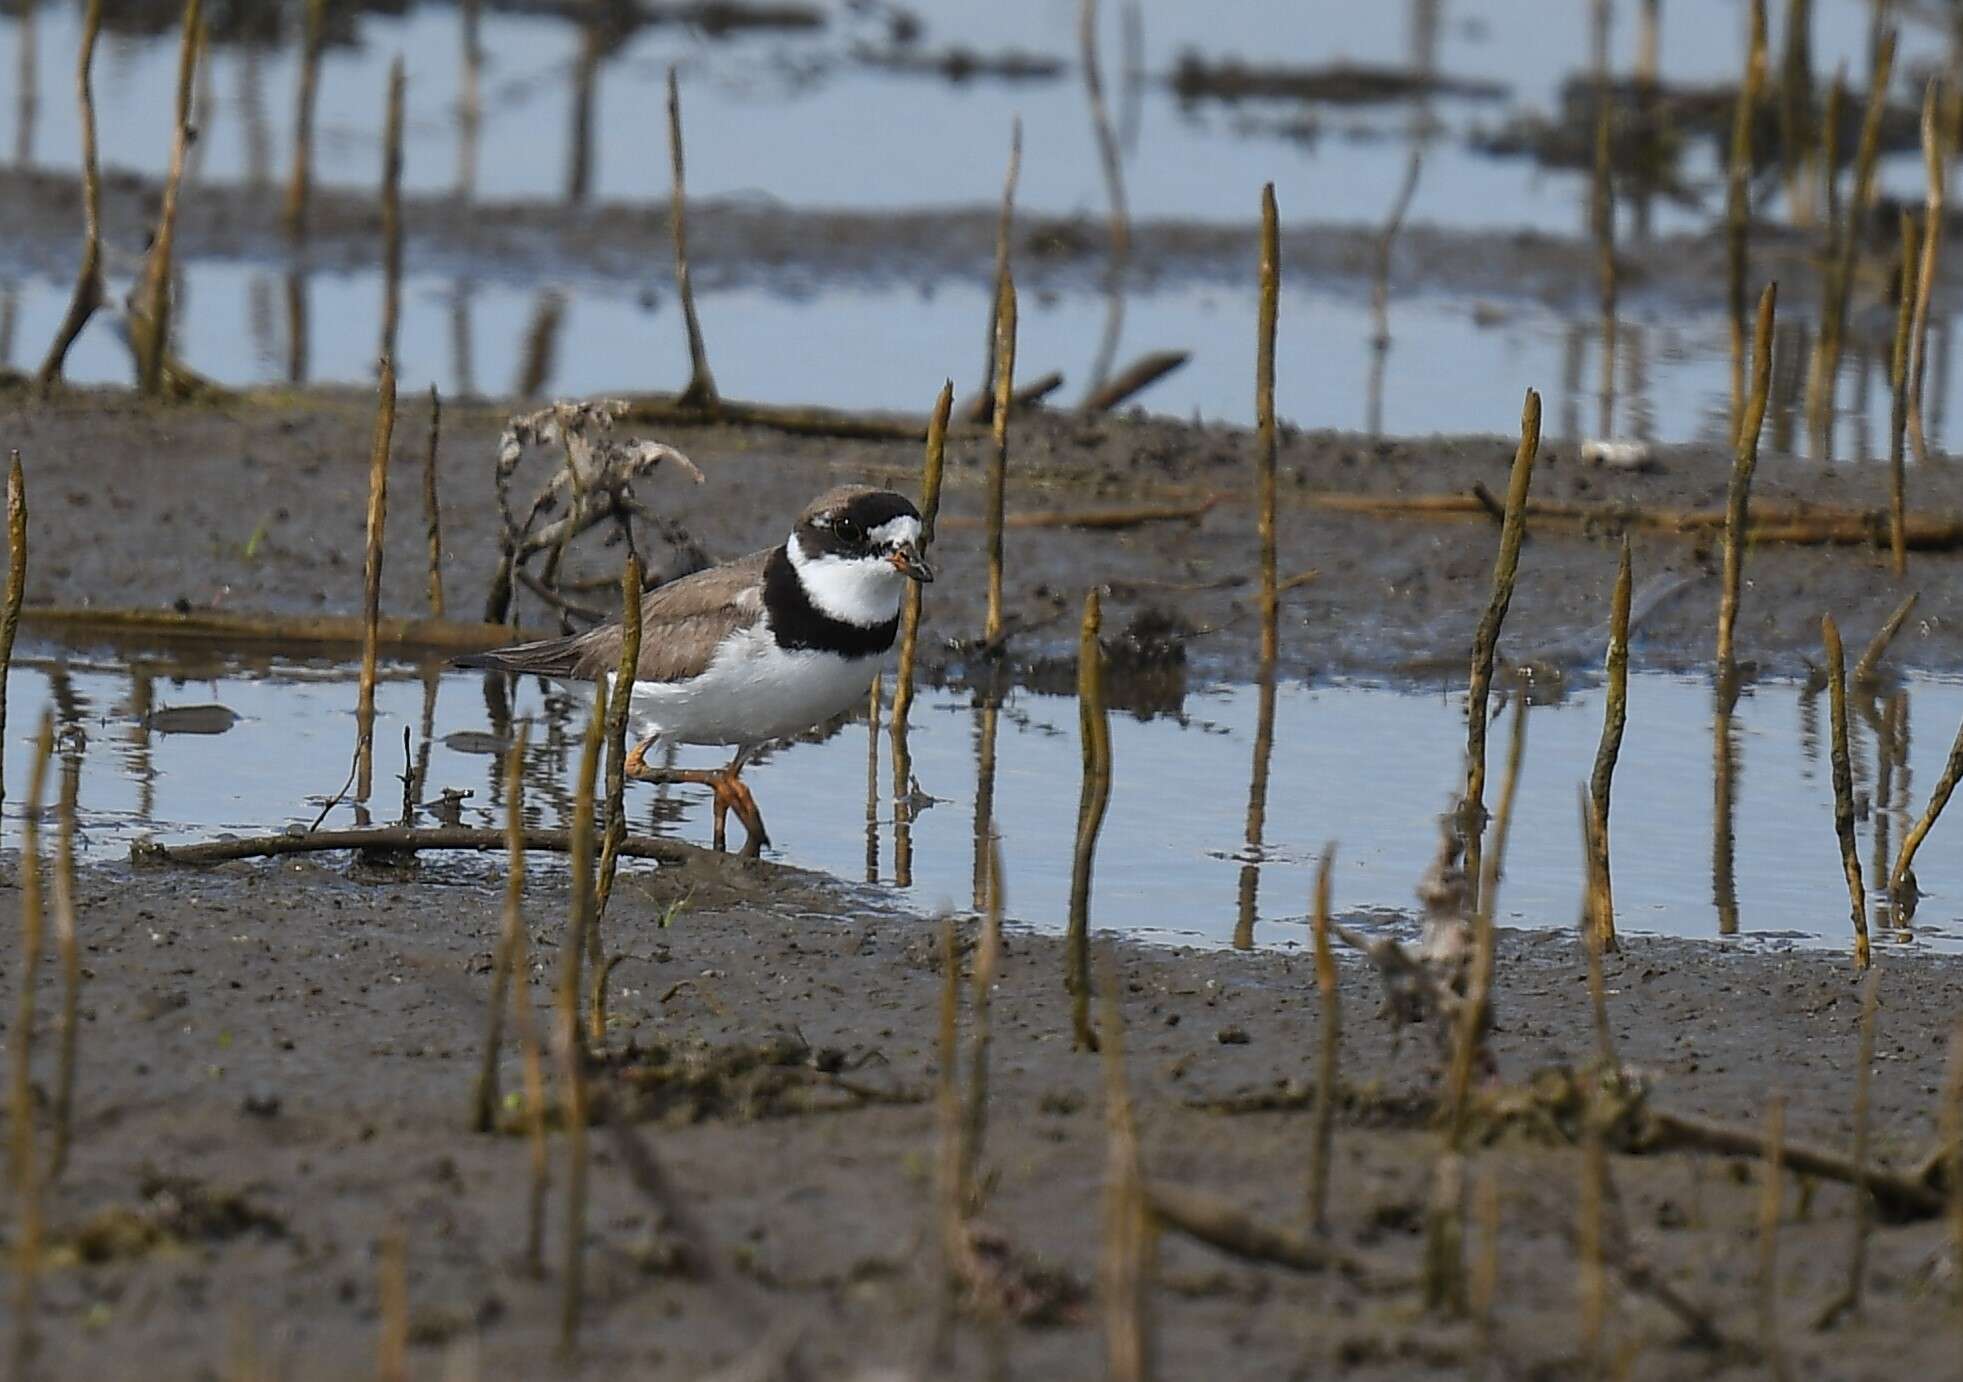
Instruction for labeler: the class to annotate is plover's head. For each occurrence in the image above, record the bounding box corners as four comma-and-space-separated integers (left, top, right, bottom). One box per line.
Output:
788, 487, 931, 627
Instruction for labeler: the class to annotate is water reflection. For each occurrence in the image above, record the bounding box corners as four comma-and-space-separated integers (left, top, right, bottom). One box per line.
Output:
11, 638, 1963, 953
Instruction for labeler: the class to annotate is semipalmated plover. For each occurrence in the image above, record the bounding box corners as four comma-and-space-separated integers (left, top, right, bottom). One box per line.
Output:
458, 486, 931, 856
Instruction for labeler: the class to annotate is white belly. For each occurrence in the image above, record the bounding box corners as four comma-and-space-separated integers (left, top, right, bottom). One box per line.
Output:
615, 623, 881, 748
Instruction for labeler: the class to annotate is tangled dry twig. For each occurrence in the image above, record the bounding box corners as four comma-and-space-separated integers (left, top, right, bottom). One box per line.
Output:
484, 399, 708, 629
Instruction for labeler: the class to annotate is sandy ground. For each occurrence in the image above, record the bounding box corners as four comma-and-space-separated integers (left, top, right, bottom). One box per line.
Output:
2, 853, 1959, 1379
0, 388, 1961, 1376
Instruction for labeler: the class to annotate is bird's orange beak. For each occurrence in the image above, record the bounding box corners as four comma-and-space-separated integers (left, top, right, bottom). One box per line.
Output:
888, 542, 933, 583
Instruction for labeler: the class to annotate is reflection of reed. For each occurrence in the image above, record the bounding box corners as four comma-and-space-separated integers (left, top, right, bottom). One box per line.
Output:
1365, 155, 1421, 440
891, 385, 951, 889
450, 278, 474, 398
567, 16, 603, 205
37, 0, 103, 390
865, 674, 881, 884
1712, 670, 1741, 936
240, 43, 269, 188
284, 267, 309, 384
284, 0, 325, 236
516, 290, 566, 398
971, 700, 999, 913
380, 60, 405, 369
1067, 593, 1112, 1051
15, 0, 36, 169
458, 0, 482, 200
1079, 0, 1130, 404
1231, 663, 1276, 952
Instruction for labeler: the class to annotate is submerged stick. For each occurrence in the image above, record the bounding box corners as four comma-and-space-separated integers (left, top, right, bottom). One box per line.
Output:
1728, 0, 1767, 442
1308, 843, 1339, 1234
1719, 284, 1778, 669
983, 272, 1017, 644
1098, 954, 1153, 1381
1067, 591, 1112, 1052
357, 359, 397, 804
379, 59, 405, 366
1855, 591, 1919, 683
1588, 538, 1632, 951
47, 753, 79, 1182
35, 0, 105, 390
1757, 1096, 1788, 1379
1890, 209, 1919, 578
1823, 614, 1873, 970
1462, 390, 1541, 906
1910, 78, 1946, 466
558, 701, 605, 1355
283, 0, 325, 235
595, 556, 644, 930
667, 67, 717, 411
473, 729, 529, 1133
1257, 183, 1280, 667
131, 0, 202, 396
9, 717, 52, 1380
0, 455, 24, 812
422, 387, 445, 618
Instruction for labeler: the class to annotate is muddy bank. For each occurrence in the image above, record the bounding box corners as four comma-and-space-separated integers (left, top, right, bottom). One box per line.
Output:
0, 162, 1869, 314
0, 387, 1960, 682
0, 852, 1955, 1378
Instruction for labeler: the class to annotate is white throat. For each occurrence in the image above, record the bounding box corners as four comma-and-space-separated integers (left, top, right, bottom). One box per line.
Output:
787, 528, 910, 628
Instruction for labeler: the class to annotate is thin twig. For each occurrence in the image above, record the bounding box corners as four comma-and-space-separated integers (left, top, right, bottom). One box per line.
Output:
1308, 843, 1340, 1233
473, 728, 530, 1134
283, 0, 325, 235
1728, 0, 1767, 443
984, 272, 1017, 644
971, 119, 1022, 425
379, 59, 404, 366
1910, 77, 1946, 466
130, 0, 202, 396
1588, 538, 1631, 950
558, 701, 605, 1355
893, 382, 953, 734
1719, 284, 1778, 669
1890, 208, 1920, 577
1079, 0, 1130, 406
1758, 1096, 1790, 1380
1082, 351, 1189, 414
0, 455, 25, 812
423, 386, 445, 618
357, 359, 397, 804
1891, 703, 1963, 913
1855, 591, 1919, 683
1257, 183, 1280, 669
595, 556, 644, 932
47, 753, 80, 1182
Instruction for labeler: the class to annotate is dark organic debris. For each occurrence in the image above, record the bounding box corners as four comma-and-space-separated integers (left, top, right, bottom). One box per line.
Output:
1173, 53, 1506, 105
853, 44, 1064, 82
143, 704, 239, 735
64, 1171, 286, 1264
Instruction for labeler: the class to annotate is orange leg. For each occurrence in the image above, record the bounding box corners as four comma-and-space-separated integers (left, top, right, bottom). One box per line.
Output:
630, 743, 769, 857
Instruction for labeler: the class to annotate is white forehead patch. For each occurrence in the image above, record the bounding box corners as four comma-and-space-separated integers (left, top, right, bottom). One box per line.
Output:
867, 515, 921, 548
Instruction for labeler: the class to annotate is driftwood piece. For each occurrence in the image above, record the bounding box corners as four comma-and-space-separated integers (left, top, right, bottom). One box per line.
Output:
131, 825, 702, 868
942, 497, 1217, 532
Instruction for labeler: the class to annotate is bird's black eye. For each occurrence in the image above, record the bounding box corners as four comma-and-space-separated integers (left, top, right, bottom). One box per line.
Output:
835, 518, 865, 546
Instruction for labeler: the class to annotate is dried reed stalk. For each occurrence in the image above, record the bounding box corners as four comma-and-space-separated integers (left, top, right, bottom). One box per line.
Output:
1855, 590, 1918, 683
1816, 971, 1880, 1327
1891, 705, 1963, 912
1779, 0, 1814, 224
984, 272, 1017, 644
1889, 209, 1919, 578
667, 68, 718, 410
131, 0, 202, 396
1580, 793, 1624, 1082
509, 742, 550, 1278
457, 0, 482, 199
423, 387, 445, 618
1462, 390, 1541, 908
932, 916, 962, 1355
378, 1230, 408, 1382
1067, 590, 1112, 1051
0, 455, 25, 810
380, 59, 405, 366
1587, 539, 1632, 951
1099, 955, 1153, 1381
1079, 0, 1131, 403
594, 556, 644, 930
1471, 1167, 1501, 1352
1579, 1093, 1608, 1376
1910, 77, 1946, 465
1719, 284, 1777, 669
9, 716, 52, 1378
893, 383, 952, 732
35, 0, 105, 390
357, 359, 398, 803
972, 120, 1023, 423
1728, 0, 1768, 442
1757, 1096, 1789, 1380
1823, 615, 1873, 970
473, 728, 530, 1133
283, 0, 325, 234
1422, 1151, 1467, 1315
1308, 843, 1339, 1233
1256, 182, 1280, 665
959, 838, 1004, 1212
47, 753, 79, 1182
557, 701, 605, 1354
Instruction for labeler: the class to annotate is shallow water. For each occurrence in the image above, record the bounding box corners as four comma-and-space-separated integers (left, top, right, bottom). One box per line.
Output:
10, 635, 1959, 954
0, 1, 1953, 449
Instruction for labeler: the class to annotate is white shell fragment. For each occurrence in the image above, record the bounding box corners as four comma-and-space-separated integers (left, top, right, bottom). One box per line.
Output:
1579, 438, 1658, 472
